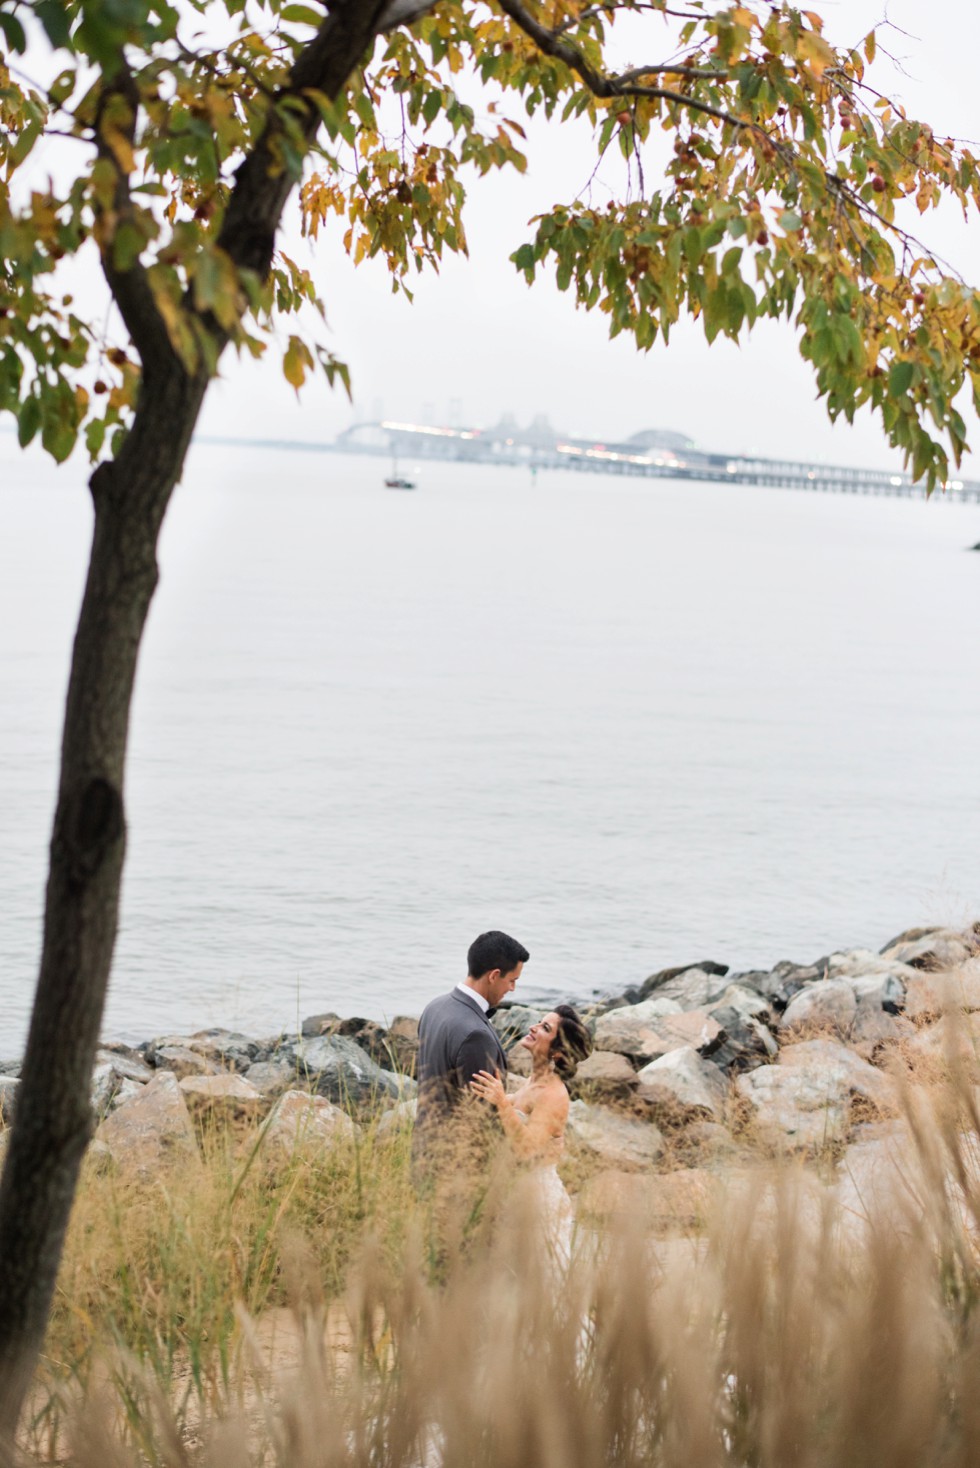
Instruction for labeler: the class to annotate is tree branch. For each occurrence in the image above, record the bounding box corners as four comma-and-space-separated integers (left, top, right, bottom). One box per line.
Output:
94, 63, 183, 376
496, 0, 746, 130
497, 0, 971, 288
612, 62, 729, 84
216, 0, 436, 284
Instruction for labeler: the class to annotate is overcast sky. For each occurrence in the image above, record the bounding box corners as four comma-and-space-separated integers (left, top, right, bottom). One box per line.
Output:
22, 2, 980, 469
194, 1, 980, 469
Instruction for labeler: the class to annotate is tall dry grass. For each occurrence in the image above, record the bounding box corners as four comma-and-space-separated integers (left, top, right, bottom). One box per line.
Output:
21, 1047, 980, 1467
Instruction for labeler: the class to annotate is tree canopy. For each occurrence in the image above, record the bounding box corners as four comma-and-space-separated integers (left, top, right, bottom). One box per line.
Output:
2, 0, 979, 486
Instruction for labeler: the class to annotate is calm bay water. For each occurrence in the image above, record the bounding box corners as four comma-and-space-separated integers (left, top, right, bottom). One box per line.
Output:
2, 433, 980, 1052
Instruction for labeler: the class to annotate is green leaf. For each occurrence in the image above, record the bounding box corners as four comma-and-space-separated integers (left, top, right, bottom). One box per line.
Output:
889, 360, 914, 396
280, 3, 322, 23
0, 8, 27, 52
17, 396, 41, 447
48, 68, 77, 105
36, 0, 73, 49
85, 417, 107, 460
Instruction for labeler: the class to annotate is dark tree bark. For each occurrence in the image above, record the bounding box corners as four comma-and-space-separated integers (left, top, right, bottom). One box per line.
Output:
0, 0, 416, 1446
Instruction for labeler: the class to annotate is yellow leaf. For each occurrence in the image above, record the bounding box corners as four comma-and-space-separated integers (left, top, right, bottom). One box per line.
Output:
283, 335, 312, 391
731, 7, 754, 26
864, 29, 876, 64
797, 29, 835, 79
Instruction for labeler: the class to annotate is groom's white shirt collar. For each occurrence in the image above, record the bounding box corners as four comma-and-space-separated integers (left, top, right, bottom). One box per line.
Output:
455, 982, 489, 1014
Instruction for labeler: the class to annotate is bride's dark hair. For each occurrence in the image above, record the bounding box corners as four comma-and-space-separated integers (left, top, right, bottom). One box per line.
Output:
550, 1004, 592, 1081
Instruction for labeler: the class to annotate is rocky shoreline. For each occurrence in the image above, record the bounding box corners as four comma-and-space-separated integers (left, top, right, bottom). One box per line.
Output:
2, 920, 979, 1184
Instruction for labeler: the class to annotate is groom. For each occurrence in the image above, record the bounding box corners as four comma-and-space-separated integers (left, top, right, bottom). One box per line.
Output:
412, 929, 529, 1179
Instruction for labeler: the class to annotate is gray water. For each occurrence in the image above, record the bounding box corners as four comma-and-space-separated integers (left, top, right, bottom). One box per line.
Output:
3, 433, 979, 1052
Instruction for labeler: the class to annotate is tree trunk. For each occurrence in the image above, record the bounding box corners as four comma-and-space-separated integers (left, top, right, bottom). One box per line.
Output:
0, 2, 430, 1445
0, 359, 206, 1447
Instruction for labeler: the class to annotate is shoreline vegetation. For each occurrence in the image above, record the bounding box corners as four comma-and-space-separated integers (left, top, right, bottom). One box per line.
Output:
7, 919, 980, 1464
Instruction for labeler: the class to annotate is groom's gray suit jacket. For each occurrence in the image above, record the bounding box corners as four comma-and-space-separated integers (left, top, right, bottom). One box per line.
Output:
413, 989, 507, 1161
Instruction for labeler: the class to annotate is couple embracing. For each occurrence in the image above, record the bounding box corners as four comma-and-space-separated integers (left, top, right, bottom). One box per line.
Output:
412, 930, 592, 1264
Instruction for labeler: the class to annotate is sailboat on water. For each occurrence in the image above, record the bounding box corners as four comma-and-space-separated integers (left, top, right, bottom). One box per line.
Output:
384, 448, 416, 490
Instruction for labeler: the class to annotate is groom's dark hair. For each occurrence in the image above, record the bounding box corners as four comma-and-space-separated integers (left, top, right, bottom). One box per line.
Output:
467, 930, 530, 978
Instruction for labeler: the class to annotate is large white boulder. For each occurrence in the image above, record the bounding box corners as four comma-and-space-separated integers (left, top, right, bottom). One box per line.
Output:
95, 1071, 199, 1175
737, 1040, 895, 1149
779, 979, 857, 1038
566, 1100, 665, 1170
595, 999, 720, 1063
178, 1073, 265, 1117
262, 1089, 357, 1157
635, 1046, 729, 1123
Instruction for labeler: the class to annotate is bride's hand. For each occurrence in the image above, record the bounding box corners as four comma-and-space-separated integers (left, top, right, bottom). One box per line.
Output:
470, 1069, 507, 1109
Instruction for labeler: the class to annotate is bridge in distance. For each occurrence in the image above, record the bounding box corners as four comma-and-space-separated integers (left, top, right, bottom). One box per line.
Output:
335, 417, 980, 503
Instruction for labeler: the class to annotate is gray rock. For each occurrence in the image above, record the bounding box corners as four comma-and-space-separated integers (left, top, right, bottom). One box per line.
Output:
331, 1018, 400, 1073
880, 927, 979, 972
736, 1066, 849, 1150
637, 960, 729, 1003
571, 1050, 639, 1102
91, 1061, 124, 1119
376, 1098, 418, 1138
178, 1073, 265, 1116
778, 1039, 897, 1109
589, 993, 631, 1016
635, 1046, 729, 1123
879, 924, 942, 953
737, 1039, 896, 1149
903, 962, 980, 1020
0, 1060, 21, 1078
679, 1120, 744, 1163
707, 1006, 777, 1073
90, 1051, 154, 1118
262, 1090, 357, 1155
825, 951, 918, 989
147, 1042, 221, 1078
636, 966, 731, 1011
752, 960, 830, 1009
382, 1015, 420, 1077
595, 1000, 722, 1065
301, 1012, 342, 1038
849, 1005, 914, 1058
108, 1078, 145, 1113
710, 984, 773, 1023
95, 1071, 199, 1174
779, 979, 858, 1037
98, 1041, 154, 1080
567, 1100, 665, 1170
0, 1075, 19, 1125
99, 1049, 153, 1085
904, 1010, 980, 1070
186, 1029, 261, 1073
849, 973, 907, 1014
593, 996, 681, 1060
287, 1034, 413, 1109
245, 1059, 297, 1098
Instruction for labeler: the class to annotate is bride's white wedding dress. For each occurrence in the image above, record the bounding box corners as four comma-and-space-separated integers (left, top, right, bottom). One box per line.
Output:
514, 1109, 575, 1270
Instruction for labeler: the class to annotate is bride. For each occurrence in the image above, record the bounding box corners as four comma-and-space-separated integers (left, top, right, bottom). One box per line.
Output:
470, 1005, 592, 1268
